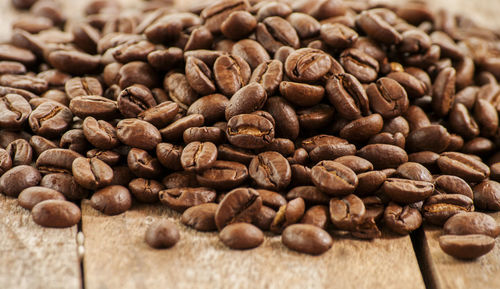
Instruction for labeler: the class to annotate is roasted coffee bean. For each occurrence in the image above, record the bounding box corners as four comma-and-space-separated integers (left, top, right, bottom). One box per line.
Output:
300, 205, 330, 229
0, 93, 31, 130
357, 144, 408, 169
474, 99, 498, 137
180, 141, 217, 172
366, 77, 409, 119
249, 151, 291, 191
437, 152, 490, 183
90, 185, 132, 215
6, 139, 32, 166
231, 39, 270, 70
434, 175, 473, 199
82, 117, 119, 149
355, 170, 387, 196
196, 160, 248, 190
65, 77, 102, 99
225, 83, 267, 120
286, 186, 329, 205
69, 95, 119, 120
217, 144, 255, 165
156, 143, 183, 171
32, 200, 81, 228
72, 157, 113, 190
221, 11, 257, 40
280, 81, 324, 107
185, 56, 216, 95
256, 16, 300, 54
285, 48, 332, 83
86, 149, 120, 166
116, 118, 161, 150
439, 234, 495, 259
270, 197, 305, 233
226, 114, 274, 149
281, 224, 332, 255
215, 187, 262, 230
264, 97, 299, 140
18, 186, 65, 210
256, 189, 286, 209
423, 194, 474, 225
145, 219, 180, 249
311, 160, 358, 196
48, 50, 100, 75
187, 94, 228, 125
160, 114, 205, 142
384, 202, 422, 235
0, 149, 13, 175
118, 61, 158, 89
183, 126, 225, 144
117, 84, 156, 118
160, 187, 217, 212
201, 0, 249, 34
432, 67, 456, 116
382, 178, 434, 204
0, 165, 40, 197
36, 148, 82, 175
339, 114, 383, 142
449, 103, 480, 139
128, 178, 163, 203
162, 171, 199, 189
250, 60, 283, 95
181, 203, 218, 231
219, 222, 264, 249
340, 48, 379, 83
127, 148, 162, 178
253, 205, 276, 231
59, 129, 88, 154
473, 180, 500, 211
444, 212, 500, 238
326, 73, 369, 120
163, 72, 198, 110
213, 54, 251, 96
329, 194, 365, 230
28, 101, 72, 138
40, 173, 89, 201
356, 10, 402, 44
406, 125, 451, 153
396, 162, 433, 182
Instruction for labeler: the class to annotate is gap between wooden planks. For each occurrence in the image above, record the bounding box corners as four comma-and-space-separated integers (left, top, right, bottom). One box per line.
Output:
81, 200, 425, 289
417, 212, 500, 289
0, 195, 81, 289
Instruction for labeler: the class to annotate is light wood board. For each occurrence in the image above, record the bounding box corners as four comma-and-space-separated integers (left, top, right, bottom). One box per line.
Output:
0, 195, 81, 289
82, 200, 425, 289
418, 212, 500, 289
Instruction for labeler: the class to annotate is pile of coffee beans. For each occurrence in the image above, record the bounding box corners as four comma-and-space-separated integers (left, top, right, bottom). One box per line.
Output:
3, 0, 500, 258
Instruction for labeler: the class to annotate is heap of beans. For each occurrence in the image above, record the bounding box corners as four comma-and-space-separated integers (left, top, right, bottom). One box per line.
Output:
4, 0, 500, 258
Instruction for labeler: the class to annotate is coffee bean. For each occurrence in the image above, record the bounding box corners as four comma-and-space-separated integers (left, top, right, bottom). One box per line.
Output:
340, 48, 379, 83
329, 194, 365, 230
285, 48, 332, 83
65, 77, 102, 99
181, 203, 218, 231
326, 73, 369, 120
127, 148, 162, 178
128, 178, 163, 203
225, 83, 267, 120
366, 77, 409, 118
215, 187, 262, 230
355, 170, 387, 196
264, 97, 299, 140
213, 54, 251, 96
6, 139, 33, 166
201, 0, 249, 34
250, 60, 283, 95
449, 103, 480, 139
156, 143, 183, 171
356, 10, 402, 44
434, 175, 473, 199
82, 117, 119, 149
219, 222, 264, 249
286, 186, 329, 205
72, 157, 113, 190
145, 219, 180, 249
256, 16, 300, 54
160, 187, 217, 212
117, 84, 156, 118
384, 202, 422, 235
357, 144, 408, 169
270, 197, 305, 233
423, 194, 474, 225
406, 125, 451, 153
0, 93, 31, 130
396, 162, 433, 182
432, 67, 456, 116
162, 172, 199, 189
69, 95, 119, 120
231, 39, 270, 70
437, 152, 490, 183
28, 101, 73, 138
444, 212, 500, 238
311, 160, 358, 196
180, 141, 217, 172
473, 180, 500, 211
163, 72, 198, 110
196, 160, 248, 190
382, 178, 434, 204
439, 234, 495, 259
221, 11, 257, 40
160, 114, 205, 142
32, 200, 81, 228
339, 114, 384, 142
116, 118, 161, 150
282, 224, 333, 255
41, 173, 89, 201
0, 165, 40, 197
18, 186, 65, 210
226, 114, 274, 149
90, 185, 132, 215
249, 151, 291, 191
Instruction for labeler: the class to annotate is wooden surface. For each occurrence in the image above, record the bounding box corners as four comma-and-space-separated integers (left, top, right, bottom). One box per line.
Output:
1, 0, 500, 289
0, 195, 81, 289
81, 200, 424, 289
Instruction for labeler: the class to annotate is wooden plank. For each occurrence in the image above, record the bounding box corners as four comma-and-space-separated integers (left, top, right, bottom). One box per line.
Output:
0, 195, 81, 289
418, 212, 500, 289
82, 200, 425, 289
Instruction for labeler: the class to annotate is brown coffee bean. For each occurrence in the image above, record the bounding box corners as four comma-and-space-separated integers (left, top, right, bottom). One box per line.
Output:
384, 202, 422, 235
382, 178, 434, 204
160, 114, 205, 142
396, 162, 433, 182
285, 48, 332, 83
127, 148, 162, 178
432, 67, 456, 116
449, 103, 480, 139
357, 144, 408, 169
40, 173, 89, 201
282, 224, 333, 255
326, 73, 369, 120
473, 180, 500, 211
145, 219, 180, 249
118, 61, 158, 89
279, 81, 324, 107
160, 187, 216, 212
444, 212, 500, 238
264, 97, 299, 140
180, 141, 217, 172
355, 170, 387, 196
434, 175, 473, 199
65, 77, 102, 99
18, 186, 65, 210
69, 95, 119, 120
286, 186, 329, 205
256, 189, 287, 209
270, 197, 305, 233
201, 0, 249, 34
356, 10, 402, 44
340, 48, 379, 83
128, 178, 163, 203
219, 222, 264, 249
162, 172, 199, 189
249, 151, 291, 191
231, 39, 270, 70
253, 205, 276, 231
185, 56, 216, 95
196, 160, 248, 190
90, 185, 132, 215
181, 203, 218, 231
300, 205, 330, 229
311, 160, 358, 196
28, 101, 73, 138
423, 194, 474, 225
72, 157, 113, 190
116, 118, 161, 150
213, 54, 251, 96
437, 152, 490, 183
439, 234, 495, 259
226, 114, 274, 149
117, 84, 156, 118
163, 72, 198, 110
221, 11, 257, 40
225, 83, 267, 120
32, 200, 81, 228
340, 114, 384, 142
215, 187, 262, 230
48, 50, 100, 75
6, 139, 32, 166
156, 143, 183, 171
406, 125, 451, 153
0, 93, 31, 130
0, 165, 40, 197
366, 77, 409, 118
82, 117, 119, 149
256, 16, 300, 54
329, 194, 365, 230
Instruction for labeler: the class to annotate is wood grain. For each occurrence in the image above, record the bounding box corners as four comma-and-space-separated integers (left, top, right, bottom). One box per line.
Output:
82, 200, 425, 289
418, 212, 500, 289
0, 195, 81, 289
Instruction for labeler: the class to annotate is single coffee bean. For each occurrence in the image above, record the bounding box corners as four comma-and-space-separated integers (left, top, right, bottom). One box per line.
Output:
200, 0, 249, 34
253, 205, 276, 231
163, 72, 198, 110
18, 186, 65, 210
128, 178, 163, 203
160, 114, 205, 142
406, 125, 451, 153
0, 165, 40, 197
300, 205, 330, 229
444, 212, 500, 238
250, 60, 283, 95
325, 73, 369, 120
286, 186, 329, 205
215, 187, 262, 230
0, 93, 31, 130
219, 222, 264, 249
213, 54, 251, 96
82, 117, 119, 149
69, 95, 119, 120
48, 50, 100, 75
449, 103, 480, 139
311, 160, 358, 196
32, 200, 81, 228
285, 48, 332, 83
225, 83, 267, 120
6, 139, 32, 166
434, 175, 473, 199
340, 48, 379, 83
187, 94, 228, 125
357, 144, 408, 169
339, 114, 384, 142
423, 194, 474, 225
280, 81, 324, 107
145, 219, 180, 249
65, 77, 102, 99
270, 197, 305, 233
180, 141, 217, 172
366, 77, 409, 119
28, 101, 73, 138
127, 148, 163, 178
473, 180, 500, 211
282, 224, 333, 255
226, 114, 274, 149
36, 148, 82, 175
334, 156, 373, 174
437, 152, 490, 183
249, 151, 291, 191
118, 61, 158, 89
257, 189, 287, 209
41, 173, 89, 201
196, 160, 248, 190
231, 39, 270, 70
439, 234, 495, 260
329, 194, 365, 231
382, 178, 434, 204
384, 202, 422, 235
90, 185, 132, 215
181, 203, 219, 231
156, 143, 183, 171
265, 97, 299, 140
396, 162, 433, 182
0, 149, 12, 175
162, 172, 199, 189
256, 16, 300, 54
72, 157, 113, 190
221, 11, 257, 40
117, 84, 157, 118
116, 118, 161, 150
432, 67, 456, 116
356, 10, 402, 44
159, 187, 217, 212
185, 56, 216, 95
355, 170, 387, 196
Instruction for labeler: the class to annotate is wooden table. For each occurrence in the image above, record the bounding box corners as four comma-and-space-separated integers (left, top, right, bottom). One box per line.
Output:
1, 0, 500, 288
